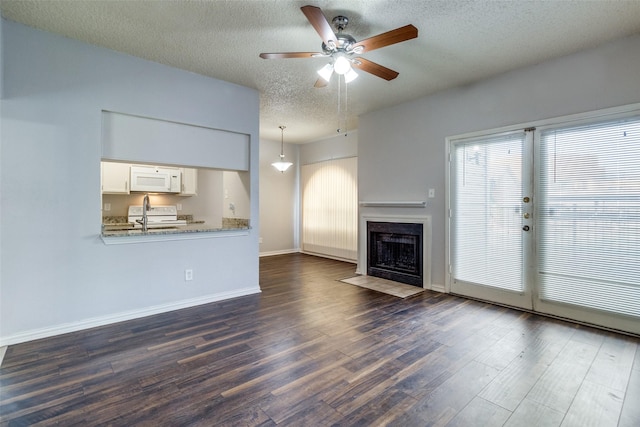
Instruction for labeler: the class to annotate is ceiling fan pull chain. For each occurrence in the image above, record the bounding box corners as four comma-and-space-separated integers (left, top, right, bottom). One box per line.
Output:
337, 73, 342, 133
344, 77, 349, 136
344, 76, 348, 136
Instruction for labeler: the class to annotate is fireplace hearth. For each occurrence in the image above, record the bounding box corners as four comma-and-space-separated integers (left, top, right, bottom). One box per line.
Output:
367, 221, 423, 287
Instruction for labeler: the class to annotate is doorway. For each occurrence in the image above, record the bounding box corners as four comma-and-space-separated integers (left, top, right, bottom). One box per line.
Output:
448, 112, 640, 335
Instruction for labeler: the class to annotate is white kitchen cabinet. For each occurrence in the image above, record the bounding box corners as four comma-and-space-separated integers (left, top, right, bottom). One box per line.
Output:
101, 161, 130, 194
180, 168, 198, 196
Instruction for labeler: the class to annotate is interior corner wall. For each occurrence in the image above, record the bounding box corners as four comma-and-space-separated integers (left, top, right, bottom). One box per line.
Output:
299, 131, 358, 165
0, 19, 260, 345
0, 15, 4, 99
358, 35, 640, 289
259, 138, 298, 256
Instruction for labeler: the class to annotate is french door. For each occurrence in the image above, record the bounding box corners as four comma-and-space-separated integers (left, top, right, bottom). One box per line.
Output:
449, 130, 534, 310
448, 113, 640, 335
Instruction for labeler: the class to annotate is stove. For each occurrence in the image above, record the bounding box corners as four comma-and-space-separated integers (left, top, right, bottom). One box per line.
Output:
127, 205, 187, 229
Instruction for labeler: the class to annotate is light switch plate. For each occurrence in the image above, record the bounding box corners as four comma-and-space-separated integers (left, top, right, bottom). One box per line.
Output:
428, 189, 435, 198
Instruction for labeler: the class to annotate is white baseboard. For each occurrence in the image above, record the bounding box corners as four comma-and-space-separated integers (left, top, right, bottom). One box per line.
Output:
430, 283, 446, 293
300, 251, 357, 264
259, 248, 300, 257
0, 287, 261, 347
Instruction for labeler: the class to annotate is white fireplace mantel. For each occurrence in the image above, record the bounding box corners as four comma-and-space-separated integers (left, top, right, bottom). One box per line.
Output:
359, 201, 426, 208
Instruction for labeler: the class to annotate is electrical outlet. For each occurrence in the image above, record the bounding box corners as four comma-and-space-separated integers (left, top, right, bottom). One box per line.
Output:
185, 269, 193, 281
177, 203, 182, 211
104, 203, 111, 211
428, 189, 435, 198
259, 237, 263, 244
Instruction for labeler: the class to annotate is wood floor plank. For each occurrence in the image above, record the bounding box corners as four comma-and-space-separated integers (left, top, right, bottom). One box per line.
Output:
335, 387, 418, 426
584, 334, 638, 392
504, 398, 565, 427
477, 336, 569, 411
561, 380, 625, 427
447, 396, 512, 427
524, 339, 600, 413
0, 253, 638, 426
260, 369, 350, 423
618, 354, 640, 427
394, 360, 501, 425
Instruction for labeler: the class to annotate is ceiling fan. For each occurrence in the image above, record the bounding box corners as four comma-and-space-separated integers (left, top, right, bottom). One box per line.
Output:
259, 5, 418, 87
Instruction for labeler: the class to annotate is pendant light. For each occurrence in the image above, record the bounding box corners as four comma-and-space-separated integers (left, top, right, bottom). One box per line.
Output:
272, 125, 293, 173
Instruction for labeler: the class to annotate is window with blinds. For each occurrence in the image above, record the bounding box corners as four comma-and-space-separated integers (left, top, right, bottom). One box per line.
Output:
301, 157, 358, 261
451, 132, 525, 293
537, 117, 640, 318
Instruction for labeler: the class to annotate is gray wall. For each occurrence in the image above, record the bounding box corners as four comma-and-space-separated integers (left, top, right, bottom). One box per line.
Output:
222, 171, 250, 220
259, 137, 298, 255
299, 131, 358, 165
258, 131, 358, 257
358, 35, 640, 288
0, 20, 260, 345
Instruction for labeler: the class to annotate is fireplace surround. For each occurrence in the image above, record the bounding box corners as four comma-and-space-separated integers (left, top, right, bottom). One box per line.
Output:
367, 221, 423, 286
358, 215, 432, 289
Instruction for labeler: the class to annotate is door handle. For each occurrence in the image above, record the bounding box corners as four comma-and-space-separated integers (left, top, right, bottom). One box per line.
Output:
522, 225, 530, 231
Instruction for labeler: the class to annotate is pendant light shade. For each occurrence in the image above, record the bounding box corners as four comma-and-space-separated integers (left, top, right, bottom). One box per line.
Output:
272, 125, 293, 173
317, 63, 333, 82
344, 67, 358, 83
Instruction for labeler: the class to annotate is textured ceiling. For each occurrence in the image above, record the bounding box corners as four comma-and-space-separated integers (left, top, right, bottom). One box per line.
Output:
2, 0, 640, 143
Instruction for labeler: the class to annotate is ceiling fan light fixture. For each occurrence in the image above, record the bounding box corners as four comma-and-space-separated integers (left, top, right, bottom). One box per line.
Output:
333, 55, 351, 75
344, 67, 358, 83
317, 63, 333, 82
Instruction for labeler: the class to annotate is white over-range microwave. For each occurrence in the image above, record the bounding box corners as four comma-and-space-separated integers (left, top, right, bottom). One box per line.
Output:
130, 165, 181, 193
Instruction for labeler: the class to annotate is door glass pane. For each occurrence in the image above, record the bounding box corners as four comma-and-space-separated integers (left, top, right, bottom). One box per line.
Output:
452, 132, 525, 292
538, 117, 640, 318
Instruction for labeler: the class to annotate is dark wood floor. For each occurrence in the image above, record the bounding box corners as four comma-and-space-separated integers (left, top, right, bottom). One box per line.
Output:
1, 253, 639, 426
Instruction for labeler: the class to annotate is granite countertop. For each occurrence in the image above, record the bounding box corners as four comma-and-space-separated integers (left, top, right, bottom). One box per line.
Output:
101, 223, 250, 237
101, 215, 249, 238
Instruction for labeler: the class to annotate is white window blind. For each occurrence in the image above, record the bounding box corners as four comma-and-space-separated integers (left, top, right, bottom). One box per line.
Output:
538, 117, 640, 318
451, 132, 525, 292
301, 157, 358, 261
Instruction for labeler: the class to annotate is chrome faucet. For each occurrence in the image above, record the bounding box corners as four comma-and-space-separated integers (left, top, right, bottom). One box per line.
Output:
136, 193, 151, 231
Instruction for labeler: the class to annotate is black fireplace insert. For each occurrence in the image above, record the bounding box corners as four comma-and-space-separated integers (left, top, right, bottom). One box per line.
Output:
367, 221, 423, 287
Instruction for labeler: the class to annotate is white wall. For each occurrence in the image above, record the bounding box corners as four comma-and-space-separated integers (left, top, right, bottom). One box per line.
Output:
198, 169, 225, 227
259, 137, 298, 255
0, 20, 260, 345
299, 130, 358, 165
358, 35, 640, 289
222, 171, 250, 220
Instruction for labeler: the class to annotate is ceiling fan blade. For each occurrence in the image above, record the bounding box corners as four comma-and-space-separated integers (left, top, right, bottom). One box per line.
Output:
352, 58, 399, 81
351, 24, 418, 53
301, 5, 337, 46
314, 78, 328, 88
259, 52, 325, 59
